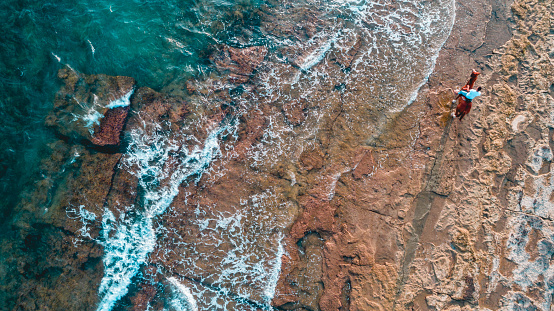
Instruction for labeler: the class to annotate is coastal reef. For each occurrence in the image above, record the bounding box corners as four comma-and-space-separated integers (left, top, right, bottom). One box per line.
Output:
1, 0, 554, 309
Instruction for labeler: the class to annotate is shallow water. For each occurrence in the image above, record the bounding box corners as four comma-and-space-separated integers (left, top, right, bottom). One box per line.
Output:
1, 0, 456, 309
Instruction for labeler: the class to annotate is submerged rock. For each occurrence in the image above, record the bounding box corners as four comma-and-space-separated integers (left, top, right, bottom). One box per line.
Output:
46, 67, 135, 147
210, 45, 268, 84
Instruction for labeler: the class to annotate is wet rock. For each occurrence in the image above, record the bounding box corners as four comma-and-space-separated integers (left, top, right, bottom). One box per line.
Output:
233, 109, 267, 160
331, 34, 363, 70
54, 150, 123, 237
271, 0, 526, 308
282, 98, 308, 126
90, 105, 130, 146
129, 282, 157, 311
300, 147, 325, 171
0, 138, 127, 310
125, 86, 191, 136
210, 45, 268, 83
352, 149, 375, 180
46, 67, 135, 147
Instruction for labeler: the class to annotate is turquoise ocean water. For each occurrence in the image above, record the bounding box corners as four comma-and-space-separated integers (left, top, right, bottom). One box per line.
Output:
0, 0, 263, 221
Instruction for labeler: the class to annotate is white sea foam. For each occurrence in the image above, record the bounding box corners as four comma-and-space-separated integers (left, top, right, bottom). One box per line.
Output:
82, 110, 104, 130
71, 88, 134, 136
403, 0, 457, 110
106, 89, 134, 109
72, 94, 105, 135
167, 277, 199, 311
299, 31, 341, 72
95, 116, 238, 311
66, 204, 97, 240
263, 234, 285, 301
51, 52, 61, 62
282, 0, 456, 117
253, 0, 457, 170
167, 190, 292, 310
88, 39, 96, 55
96, 210, 156, 311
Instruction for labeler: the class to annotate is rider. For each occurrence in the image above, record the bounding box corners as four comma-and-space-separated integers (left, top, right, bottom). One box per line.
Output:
458, 87, 482, 102
452, 86, 482, 120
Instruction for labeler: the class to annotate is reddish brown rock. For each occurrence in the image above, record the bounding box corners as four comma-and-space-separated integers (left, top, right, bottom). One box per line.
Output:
283, 98, 308, 126
300, 147, 325, 171
290, 195, 337, 240
4, 0, 542, 310
130, 282, 157, 311
105, 161, 139, 219
210, 45, 268, 83
233, 109, 267, 160
352, 149, 375, 180
332, 35, 363, 69
91, 106, 130, 146
125, 87, 191, 137
56, 151, 123, 237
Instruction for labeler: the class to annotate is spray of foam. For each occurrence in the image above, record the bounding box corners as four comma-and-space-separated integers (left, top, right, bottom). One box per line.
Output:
254, 0, 457, 169
167, 277, 199, 311
73, 94, 104, 135
88, 39, 96, 55
404, 0, 457, 109
66, 204, 97, 242
316, 0, 457, 112
299, 30, 341, 72
106, 89, 134, 109
95, 115, 238, 311
289, 30, 342, 84
51, 52, 61, 63
263, 234, 285, 301
72, 1, 459, 309
97, 210, 156, 311
71, 89, 134, 137
168, 190, 291, 310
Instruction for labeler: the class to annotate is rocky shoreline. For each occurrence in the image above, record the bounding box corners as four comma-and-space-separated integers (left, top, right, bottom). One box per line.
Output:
2, 0, 554, 310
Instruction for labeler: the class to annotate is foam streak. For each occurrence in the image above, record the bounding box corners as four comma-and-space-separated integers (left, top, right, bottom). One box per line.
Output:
95, 116, 237, 311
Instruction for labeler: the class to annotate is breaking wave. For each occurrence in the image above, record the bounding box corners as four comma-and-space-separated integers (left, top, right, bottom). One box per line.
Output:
95, 115, 239, 310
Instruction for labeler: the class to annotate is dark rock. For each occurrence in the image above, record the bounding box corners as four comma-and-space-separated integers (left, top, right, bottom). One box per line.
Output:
130, 282, 157, 311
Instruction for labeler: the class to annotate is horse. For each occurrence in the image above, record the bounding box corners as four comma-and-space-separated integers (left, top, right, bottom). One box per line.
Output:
454, 70, 480, 121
